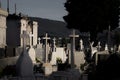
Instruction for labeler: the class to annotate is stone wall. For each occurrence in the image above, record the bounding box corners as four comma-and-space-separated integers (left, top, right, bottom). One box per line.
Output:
0, 56, 18, 73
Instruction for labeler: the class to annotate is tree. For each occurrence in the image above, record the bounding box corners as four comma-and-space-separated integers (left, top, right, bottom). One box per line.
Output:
64, 0, 120, 41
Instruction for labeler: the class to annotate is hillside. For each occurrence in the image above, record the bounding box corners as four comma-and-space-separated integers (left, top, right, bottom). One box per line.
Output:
30, 17, 80, 37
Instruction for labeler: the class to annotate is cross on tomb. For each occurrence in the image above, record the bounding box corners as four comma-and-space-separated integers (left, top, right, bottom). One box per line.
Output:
69, 29, 79, 68
21, 31, 29, 51
38, 37, 41, 44
53, 37, 56, 52
29, 32, 34, 47
43, 33, 50, 63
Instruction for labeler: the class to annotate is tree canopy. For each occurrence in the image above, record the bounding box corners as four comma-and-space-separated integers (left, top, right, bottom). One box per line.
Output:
64, 0, 120, 41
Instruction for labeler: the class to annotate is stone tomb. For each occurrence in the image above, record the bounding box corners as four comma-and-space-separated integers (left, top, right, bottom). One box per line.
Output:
50, 47, 67, 65
74, 51, 85, 70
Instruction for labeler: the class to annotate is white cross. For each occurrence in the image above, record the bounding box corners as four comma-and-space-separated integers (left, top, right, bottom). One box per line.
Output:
53, 37, 56, 52
38, 37, 41, 44
97, 41, 101, 51
21, 31, 29, 51
29, 32, 34, 47
105, 44, 108, 51
69, 29, 79, 68
43, 33, 50, 63
80, 39, 83, 51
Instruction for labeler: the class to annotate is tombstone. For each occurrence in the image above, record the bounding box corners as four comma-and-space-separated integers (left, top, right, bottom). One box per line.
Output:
35, 37, 44, 62
94, 50, 109, 65
50, 47, 67, 65
74, 51, 85, 70
69, 29, 79, 68
16, 31, 34, 80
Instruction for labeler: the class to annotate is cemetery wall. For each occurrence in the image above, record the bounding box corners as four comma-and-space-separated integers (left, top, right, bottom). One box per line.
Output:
0, 56, 18, 75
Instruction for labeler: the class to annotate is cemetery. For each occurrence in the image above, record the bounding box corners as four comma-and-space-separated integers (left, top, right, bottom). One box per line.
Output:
1, 1, 120, 80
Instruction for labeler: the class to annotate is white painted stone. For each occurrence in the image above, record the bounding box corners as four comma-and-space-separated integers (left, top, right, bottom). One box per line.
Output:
28, 47, 36, 64
74, 51, 85, 69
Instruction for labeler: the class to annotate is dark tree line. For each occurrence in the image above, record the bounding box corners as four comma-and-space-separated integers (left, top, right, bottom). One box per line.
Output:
64, 0, 120, 41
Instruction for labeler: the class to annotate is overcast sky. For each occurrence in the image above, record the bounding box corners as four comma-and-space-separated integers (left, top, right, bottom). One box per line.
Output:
1, 0, 67, 21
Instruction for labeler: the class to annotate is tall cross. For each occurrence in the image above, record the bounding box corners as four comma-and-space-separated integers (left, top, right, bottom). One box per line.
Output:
43, 33, 50, 63
69, 29, 79, 68
21, 31, 29, 51
38, 37, 41, 44
29, 32, 34, 47
53, 37, 56, 52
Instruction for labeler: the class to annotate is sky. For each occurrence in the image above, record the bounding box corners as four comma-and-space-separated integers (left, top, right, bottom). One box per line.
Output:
1, 0, 67, 21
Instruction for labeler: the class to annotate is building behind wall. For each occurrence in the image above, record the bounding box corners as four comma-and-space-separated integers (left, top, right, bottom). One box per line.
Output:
6, 14, 38, 57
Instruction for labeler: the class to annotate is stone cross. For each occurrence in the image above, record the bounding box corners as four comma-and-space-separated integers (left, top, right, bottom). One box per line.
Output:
38, 37, 41, 44
53, 37, 56, 52
43, 33, 50, 63
29, 32, 34, 47
21, 31, 29, 51
69, 29, 79, 68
